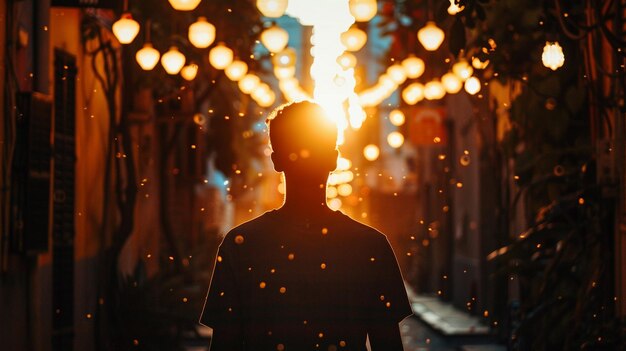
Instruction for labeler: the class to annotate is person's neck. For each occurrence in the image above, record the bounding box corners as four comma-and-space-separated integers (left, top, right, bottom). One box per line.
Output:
278, 178, 332, 220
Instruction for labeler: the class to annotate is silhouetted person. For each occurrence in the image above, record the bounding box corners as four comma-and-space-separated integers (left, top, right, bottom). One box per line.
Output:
200, 101, 412, 350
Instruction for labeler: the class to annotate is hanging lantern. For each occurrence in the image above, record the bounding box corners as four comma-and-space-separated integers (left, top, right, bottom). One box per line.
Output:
401, 55, 425, 79
209, 43, 234, 70
387, 64, 407, 85
542, 41, 565, 70
168, 0, 202, 11
188, 17, 216, 49
424, 80, 446, 100
452, 59, 473, 80
272, 47, 297, 68
447, 0, 464, 15
135, 43, 160, 71
261, 23, 289, 53
389, 109, 405, 126
441, 72, 462, 94
256, 0, 288, 18
349, 0, 377, 22
464, 76, 481, 95
112, 13, 140, 44
387, 131, 404, 148
402, 82, 424, 105
340, 25, 367, 52
274, 66, 295, 79
363, 144, 380, 161
417, 21, 444, 51
225, 60, 248, 81
238, 74, 261, 94
181, 63, 199, 81
337, 52, 357, 69
161, 46, 186, 75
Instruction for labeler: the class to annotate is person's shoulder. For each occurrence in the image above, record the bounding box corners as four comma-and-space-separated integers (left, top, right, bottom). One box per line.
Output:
335, 211, 388, 242
220, 210, 277, 246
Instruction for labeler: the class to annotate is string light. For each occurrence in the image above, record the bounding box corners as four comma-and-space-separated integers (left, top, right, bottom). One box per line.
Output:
387, 131, 404, 148
464, 76, 481, 95
188, 17, 216, 48
402, 82, 424, 105
452, 59, 473, 80
340, 25, 367, 51
225, 60, 248, 81
389, 109, 405, 126
112, 13, 140, 44
238, 74, 261, 94
273, 48, 297, 67
261, 23, 289, 53
337, 52, 357, 69
424, 80, 446, 100
209, 43, 234, 70
401, 55, 425, 79
441, 72, 462, 94
386, 64, 407, 85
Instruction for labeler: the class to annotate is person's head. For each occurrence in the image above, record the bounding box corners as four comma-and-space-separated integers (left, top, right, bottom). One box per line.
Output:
266, 101, 338, 184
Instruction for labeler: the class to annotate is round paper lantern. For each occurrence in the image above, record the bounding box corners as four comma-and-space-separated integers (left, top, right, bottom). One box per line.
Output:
161, 46, 186, 75
349, 0, 377, 22
188, 17, 216, 49
168, 0, 201, 11
112, 13, 140, 44
417, 21, 444, 51
209, 43, 234, 70
256, 0, 288, 18
181, 63, 199, 81
261, 23, 289, 53
135, 43, 160, 70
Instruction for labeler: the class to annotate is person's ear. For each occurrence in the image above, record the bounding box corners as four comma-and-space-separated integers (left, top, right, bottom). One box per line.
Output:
270, 152, 285, 172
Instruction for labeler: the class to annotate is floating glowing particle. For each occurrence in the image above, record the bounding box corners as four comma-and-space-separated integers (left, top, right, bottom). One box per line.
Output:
279, 287, 287, 294
320, 263, 327, 269
321, 227, 328, 235
277, 344, 285, 351
260, 282, 267, 289
288, 253, 295, 260
235, 235, 245, 244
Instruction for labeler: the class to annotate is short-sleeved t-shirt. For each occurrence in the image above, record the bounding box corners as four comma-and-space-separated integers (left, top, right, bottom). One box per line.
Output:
200, 209, 412, 350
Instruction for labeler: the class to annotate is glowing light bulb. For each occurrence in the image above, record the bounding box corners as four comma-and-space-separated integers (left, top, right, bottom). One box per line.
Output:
340, 25, 367, 51
209, 43, 234, 70
225, 60, 248, 81
387, 131, 404, 148
447, 0, 464, 15
261, 23, 289, 53
401, 55, 425, 79
257, 90, 276, 107
417, 21, 444, 51
349, 0, 377, 22
389, 109, 405, 126
161, 46, 186, 75
441, 72, 462, 94
112, 13, 140, 44
337, 52, 357, 69
257, 0, 288, 18
273, 48, 297, 68
363, 144, 380, 161
168, 0, 201, 11
274, 66, 295, 79
188, 17, 216, 48
542, 41, 565, 70
181, 63, 198, 81
387, 64, 407, 85
238, 74, 261, 94
424, 80, 446, 100
464, 76, 481, 95
472, 57, 489, 69
337, 183, 352, 196
452, 59, 473, 80
135, 43, 160, 70
402, 82, 424, 105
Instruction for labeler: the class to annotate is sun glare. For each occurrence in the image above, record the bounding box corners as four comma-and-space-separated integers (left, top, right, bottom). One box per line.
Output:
286, 0, 366, 145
